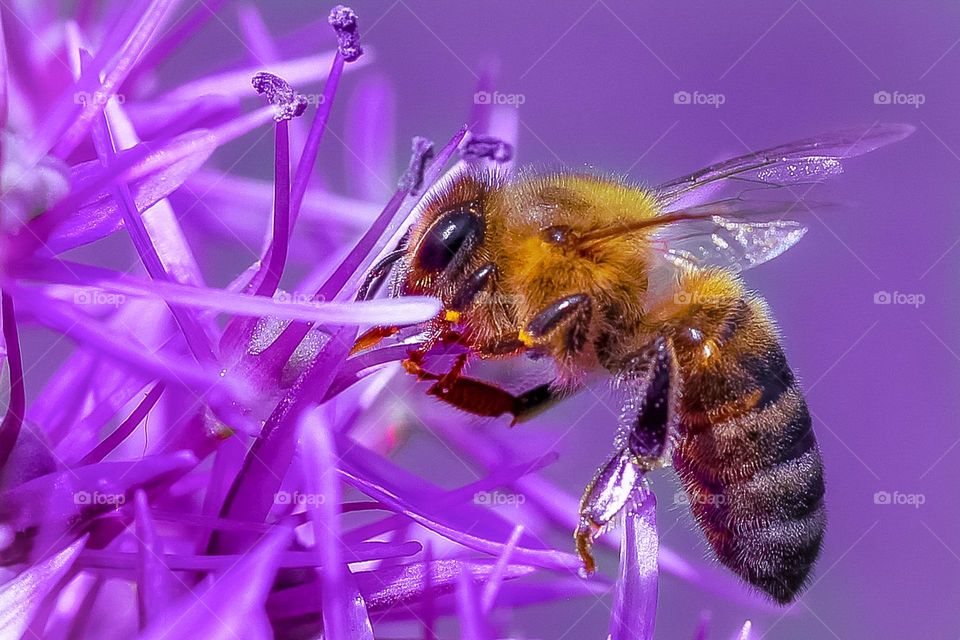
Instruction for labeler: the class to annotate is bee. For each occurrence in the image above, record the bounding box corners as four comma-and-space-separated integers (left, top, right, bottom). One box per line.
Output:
354, 123, 913, 603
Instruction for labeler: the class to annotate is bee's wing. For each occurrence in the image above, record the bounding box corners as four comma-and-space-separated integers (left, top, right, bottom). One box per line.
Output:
650, 196, 835, 273
654, 123, 914, 210
647, 123, 914, 272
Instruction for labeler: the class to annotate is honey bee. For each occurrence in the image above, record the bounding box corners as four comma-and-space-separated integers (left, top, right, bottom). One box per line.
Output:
354, 123, 913, 603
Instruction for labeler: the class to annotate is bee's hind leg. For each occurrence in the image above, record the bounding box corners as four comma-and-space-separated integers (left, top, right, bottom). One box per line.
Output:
576, 337, 675, 575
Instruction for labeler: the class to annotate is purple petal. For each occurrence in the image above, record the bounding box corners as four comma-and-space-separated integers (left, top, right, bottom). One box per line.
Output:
0, 537, 86, 638
372, 576, 612, 621
89, 104, 217, 368
0, 452, 195, 555
23, 258, 441, 326
184, 170, 378, 237
13, 292, 244, 407
457, 566, 493, 640
138, 527, 290, 640
211, 325, 354, 553
49, 131, 215, 255
362, 559, 536, 612
76, 542, 420, 572
337, 438, 557, 550
34, 0, 177, 160
105, 99, 206, 287
0, 294, 24, 468
299, 410, 374, 640
34, 106, 274, 256
339, 467, 581, 572
267, 558, 536, 620
133, 491, 182, 627
609, 492, 658, 640
481, 524, 524, 612
124, 94, 241, 141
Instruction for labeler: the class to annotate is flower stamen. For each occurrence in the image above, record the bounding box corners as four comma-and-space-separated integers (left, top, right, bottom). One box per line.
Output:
398, 136, 435, 195
328, 5, 364, 63
251, 71, 308, 122
462, 134, 514, 163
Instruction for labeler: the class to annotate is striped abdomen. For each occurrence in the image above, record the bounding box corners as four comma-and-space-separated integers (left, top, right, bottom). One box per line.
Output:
668, 278, 825, 604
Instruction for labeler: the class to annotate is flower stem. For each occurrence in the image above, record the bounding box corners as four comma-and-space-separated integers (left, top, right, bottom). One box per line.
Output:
255, 119, 291, 297
90, 108, 216, 366
80, 381, 165, 465
290, 52, 345, 227
250, 126, 466, 375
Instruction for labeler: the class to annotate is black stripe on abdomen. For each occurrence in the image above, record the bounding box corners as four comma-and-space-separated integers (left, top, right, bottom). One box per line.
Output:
675, 382, 825, 604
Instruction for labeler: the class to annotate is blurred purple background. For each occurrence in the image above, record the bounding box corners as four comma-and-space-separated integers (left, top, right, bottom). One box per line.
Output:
52, 1, 960, 637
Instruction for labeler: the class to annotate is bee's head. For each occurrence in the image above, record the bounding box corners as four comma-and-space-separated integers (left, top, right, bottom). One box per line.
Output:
397, 169, 502, 304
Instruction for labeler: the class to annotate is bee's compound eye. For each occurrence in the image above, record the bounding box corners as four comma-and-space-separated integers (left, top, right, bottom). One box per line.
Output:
417, 206, 482, 272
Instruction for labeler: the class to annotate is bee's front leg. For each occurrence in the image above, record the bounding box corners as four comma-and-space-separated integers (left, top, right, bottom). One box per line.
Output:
576, 337, 675, 575
402, 350, 570, 423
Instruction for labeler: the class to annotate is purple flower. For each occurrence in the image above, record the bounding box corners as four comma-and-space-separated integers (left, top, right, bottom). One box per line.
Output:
0, 3, 778, 639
